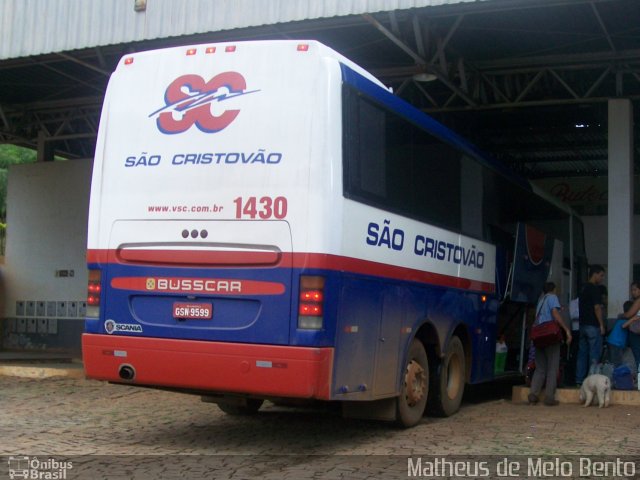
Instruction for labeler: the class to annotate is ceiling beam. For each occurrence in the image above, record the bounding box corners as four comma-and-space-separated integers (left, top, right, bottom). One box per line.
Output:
590, 1, 616, 52
0, 104, 9, 129
474, 48, 640, 72
362, 13, 477, 107
56, 52, 111, 77
362, 13, 424, 64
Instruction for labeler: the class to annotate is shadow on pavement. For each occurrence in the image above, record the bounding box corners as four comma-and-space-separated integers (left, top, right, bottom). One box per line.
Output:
462, 375, 524, 404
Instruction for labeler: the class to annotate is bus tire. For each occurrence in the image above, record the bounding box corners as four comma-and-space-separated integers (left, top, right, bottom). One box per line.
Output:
429, 335, 465, 417
396, 339, 429, 428
217, 399, 264, 415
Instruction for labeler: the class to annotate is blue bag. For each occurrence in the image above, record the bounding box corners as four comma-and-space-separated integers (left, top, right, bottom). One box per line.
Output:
612, 364, 634, 390
607, 319, 628, 348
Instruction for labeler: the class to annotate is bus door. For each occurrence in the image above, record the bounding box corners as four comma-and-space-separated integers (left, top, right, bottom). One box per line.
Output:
498, 223, 559, 374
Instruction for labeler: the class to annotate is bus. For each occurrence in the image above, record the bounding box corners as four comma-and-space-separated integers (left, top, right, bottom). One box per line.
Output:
82, 40, 586, 427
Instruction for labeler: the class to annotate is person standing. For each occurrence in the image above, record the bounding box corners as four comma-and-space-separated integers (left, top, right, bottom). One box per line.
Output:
528, 282, 572, 406
620, 281, 640, 366
575, 265, 606, 386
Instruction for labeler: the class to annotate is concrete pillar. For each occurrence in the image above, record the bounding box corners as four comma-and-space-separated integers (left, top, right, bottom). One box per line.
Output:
607, 99, 634, 316
36, 130, 54, 162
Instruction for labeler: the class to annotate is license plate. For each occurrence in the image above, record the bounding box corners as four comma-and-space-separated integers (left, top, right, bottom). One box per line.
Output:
173, 302, 213, 320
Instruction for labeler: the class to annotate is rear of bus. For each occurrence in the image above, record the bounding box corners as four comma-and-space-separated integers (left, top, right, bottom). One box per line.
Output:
82, 41, 365, 402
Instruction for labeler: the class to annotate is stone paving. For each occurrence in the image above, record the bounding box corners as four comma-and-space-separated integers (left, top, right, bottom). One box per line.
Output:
0, 376, 639, 479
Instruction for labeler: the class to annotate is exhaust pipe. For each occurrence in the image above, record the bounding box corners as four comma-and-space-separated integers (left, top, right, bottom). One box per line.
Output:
119, 364, 136, 381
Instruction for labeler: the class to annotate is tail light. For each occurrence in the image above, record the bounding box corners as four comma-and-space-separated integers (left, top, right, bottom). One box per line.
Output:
298, 276, 325, 330
86, 269, 101, 318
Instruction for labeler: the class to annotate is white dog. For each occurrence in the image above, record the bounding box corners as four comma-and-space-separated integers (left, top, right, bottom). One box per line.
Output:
579, 374, 611, 408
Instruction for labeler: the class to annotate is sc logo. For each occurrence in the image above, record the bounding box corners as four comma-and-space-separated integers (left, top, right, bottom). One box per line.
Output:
151, 72, 256, 134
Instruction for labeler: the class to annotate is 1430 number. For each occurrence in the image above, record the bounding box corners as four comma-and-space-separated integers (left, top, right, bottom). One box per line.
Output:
233, 196, 288, 219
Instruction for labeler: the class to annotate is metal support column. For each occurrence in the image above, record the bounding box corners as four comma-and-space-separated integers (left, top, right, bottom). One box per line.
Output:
607, 99, 634, 316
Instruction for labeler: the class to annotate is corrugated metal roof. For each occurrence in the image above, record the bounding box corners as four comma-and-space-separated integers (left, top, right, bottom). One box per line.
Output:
0, 0, 485, 60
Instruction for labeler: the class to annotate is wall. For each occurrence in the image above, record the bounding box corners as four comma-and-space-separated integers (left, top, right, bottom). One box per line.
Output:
1, 160, 92, 355
582, 216, 608, 266
582, 215, 640, 266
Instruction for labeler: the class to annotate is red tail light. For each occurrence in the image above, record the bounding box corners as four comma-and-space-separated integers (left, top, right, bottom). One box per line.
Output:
298, 276, 325, 330
300, 289, 324, 302
299, 303, 323, 316
87, 269, 101, 318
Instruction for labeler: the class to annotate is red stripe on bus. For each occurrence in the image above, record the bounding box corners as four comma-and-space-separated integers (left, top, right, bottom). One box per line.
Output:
87, 249, 494, 293
82, 334, 333, 399
297, 253, 495, 293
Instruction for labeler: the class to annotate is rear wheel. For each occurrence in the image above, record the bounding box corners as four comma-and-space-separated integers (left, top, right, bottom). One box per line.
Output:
217, 399, 264, 415
429, 335, 465, 417
396, 339, 429, 427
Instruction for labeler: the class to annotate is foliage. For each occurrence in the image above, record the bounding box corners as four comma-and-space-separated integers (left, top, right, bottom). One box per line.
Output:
0, 144, 37, 221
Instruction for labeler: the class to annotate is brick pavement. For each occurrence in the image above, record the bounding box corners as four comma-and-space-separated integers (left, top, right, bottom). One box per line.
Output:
0, 376, 639, 479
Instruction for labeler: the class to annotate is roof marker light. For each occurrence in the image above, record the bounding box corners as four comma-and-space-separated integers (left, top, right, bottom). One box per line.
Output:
186, 48, 197, 56
297, 44, 309, 52
124, 57, 134, 65
225, 45, 236, 52
206, 47, 216, 54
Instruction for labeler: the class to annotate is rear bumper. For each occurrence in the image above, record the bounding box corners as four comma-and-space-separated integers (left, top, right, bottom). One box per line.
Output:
82, 334, 334, 400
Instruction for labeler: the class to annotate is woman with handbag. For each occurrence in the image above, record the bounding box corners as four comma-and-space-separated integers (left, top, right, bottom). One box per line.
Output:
528, 282, 572, 406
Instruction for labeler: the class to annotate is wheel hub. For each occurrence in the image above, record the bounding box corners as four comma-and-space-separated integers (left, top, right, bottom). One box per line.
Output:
404, 359, 426, 406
